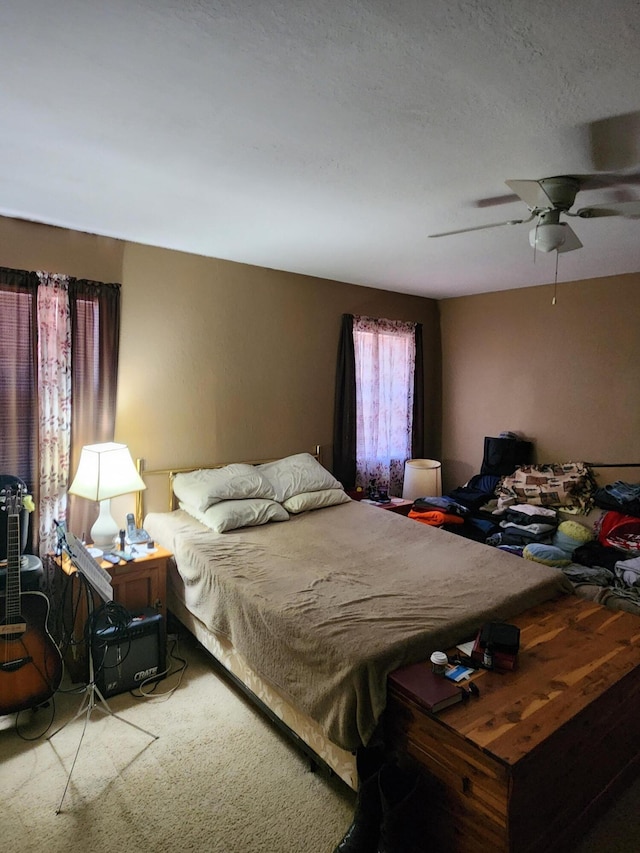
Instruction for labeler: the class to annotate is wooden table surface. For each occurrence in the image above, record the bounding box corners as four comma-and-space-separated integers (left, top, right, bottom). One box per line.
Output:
439, 594, 640, 765
386, 593, 640, 853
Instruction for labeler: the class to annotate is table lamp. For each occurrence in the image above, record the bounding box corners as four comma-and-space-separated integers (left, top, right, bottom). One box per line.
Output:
68, 442, 146, 548
402, 459, 442, 501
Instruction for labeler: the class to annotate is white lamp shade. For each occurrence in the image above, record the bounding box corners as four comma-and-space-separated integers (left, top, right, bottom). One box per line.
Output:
529, 222, 567, 252
402, 459, 442, 501
68, 442, 146, 501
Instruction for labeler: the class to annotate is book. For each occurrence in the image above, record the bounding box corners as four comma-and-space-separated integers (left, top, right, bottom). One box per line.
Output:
389, 662, 464, 713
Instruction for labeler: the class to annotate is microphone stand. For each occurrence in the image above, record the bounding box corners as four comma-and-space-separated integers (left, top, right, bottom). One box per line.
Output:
48, 527, 158, 814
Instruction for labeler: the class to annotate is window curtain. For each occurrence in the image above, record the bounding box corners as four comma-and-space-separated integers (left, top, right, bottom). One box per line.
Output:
0, 267, 39, 553
0, 269, 120, 557
67, 279, 121, 545
332, 314, 356, 489
353, 315, 416, 496
36, 272, 72, 555
332, 314, 425, 494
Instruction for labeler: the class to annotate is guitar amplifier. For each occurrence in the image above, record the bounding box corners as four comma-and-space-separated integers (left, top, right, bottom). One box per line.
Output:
92, 608, 165, 698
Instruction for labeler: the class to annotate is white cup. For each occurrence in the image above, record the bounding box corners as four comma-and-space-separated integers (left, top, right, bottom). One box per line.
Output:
430, 651, 448, 675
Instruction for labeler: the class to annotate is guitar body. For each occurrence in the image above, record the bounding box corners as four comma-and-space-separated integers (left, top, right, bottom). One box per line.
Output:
0, 590, 63, 715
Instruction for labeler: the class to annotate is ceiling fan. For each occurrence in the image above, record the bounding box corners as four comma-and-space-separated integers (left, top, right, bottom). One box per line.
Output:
429, 175, 640, 253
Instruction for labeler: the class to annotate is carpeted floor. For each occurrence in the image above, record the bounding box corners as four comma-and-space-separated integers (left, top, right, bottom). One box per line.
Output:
2, 632, 638, 853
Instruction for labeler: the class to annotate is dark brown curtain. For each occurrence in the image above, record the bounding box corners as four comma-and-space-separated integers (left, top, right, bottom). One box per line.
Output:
67, 279, 121, 539
411, 323, 425, 458
332, 314, 356, 489
0, 267, 39, 554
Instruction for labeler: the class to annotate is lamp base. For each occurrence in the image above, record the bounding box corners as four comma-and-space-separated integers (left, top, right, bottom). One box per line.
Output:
90, 499, 119, 549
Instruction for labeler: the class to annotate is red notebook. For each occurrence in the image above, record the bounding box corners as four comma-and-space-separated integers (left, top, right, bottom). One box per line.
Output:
389, 662, 463, 713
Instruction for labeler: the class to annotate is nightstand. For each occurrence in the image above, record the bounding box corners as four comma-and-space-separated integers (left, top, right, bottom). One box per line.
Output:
360, 497, 414, 516
57, 546, 172, 682
101, 546, 171, 629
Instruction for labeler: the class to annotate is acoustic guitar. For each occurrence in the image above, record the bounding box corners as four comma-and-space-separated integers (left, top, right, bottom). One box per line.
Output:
0, 486, 62, 715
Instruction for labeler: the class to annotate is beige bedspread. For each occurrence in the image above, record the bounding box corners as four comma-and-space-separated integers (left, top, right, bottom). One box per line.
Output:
144, 501, 572, 751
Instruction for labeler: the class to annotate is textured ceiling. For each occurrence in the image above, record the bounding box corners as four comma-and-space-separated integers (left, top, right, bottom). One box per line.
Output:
1, 0, 640, 299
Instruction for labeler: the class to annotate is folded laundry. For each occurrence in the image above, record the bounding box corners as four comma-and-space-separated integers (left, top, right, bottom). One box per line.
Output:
500, 531, 553, 547
500, 520, 557, 536
504, 504, 559, 527
605, 481, 640, 503
408, 509, 464, 527
412, 496, 468, 515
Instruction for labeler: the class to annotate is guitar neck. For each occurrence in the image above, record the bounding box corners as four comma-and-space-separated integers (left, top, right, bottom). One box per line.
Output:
5, 512, 22, 620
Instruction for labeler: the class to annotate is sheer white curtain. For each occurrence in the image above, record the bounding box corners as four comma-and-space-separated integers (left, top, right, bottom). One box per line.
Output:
353, 315, 415, 496
37, 272, 72, 556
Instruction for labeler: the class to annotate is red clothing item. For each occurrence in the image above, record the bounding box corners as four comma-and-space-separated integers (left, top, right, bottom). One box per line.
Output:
597, 510, 640, 552
408, 509, 464, 527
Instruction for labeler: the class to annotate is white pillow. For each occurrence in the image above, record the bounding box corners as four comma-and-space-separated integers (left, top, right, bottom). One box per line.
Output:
258, 453, 344, 503
283, 488, 351, 514
180, 498, 289, 533
173, 464, 276, 512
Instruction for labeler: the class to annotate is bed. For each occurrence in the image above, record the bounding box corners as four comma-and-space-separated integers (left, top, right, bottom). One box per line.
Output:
137, 451, 573, 789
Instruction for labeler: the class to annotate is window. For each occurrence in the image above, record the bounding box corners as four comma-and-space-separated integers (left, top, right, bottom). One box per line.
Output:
333, 314, 424, 495
353, 316, 416, 495
0, 267, 120, 555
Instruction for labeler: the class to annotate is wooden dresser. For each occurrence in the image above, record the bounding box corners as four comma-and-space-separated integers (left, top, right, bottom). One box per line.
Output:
385, 594, 640, 853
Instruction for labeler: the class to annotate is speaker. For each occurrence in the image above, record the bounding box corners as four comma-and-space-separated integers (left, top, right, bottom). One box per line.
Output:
92, 608, 165, 698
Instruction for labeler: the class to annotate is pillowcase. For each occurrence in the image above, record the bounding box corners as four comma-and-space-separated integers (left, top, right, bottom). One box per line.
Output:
180, 498, 289, 533
173, 463, 276, 512
258, 453, 344, 503
283, 488, 351, 514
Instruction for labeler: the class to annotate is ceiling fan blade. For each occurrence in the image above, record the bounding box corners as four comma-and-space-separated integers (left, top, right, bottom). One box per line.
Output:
557, 224, 583, 253
428, 217, 529, 238
575, 200, 640, 219
505, 179, 555, 209
474, 192, 521, 208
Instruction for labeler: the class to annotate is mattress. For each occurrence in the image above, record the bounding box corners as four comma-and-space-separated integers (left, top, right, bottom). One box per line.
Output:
144, 500, 573, 752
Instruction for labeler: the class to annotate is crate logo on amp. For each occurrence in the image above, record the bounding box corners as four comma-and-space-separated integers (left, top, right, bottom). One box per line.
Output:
105, 665, 157, 694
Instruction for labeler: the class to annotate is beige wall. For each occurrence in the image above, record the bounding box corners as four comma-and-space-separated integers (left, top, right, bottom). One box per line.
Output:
0, 216, 124, 282
4, 215, 639, 513
0, 217, 441, 514
439, 274, 640, 493
118, 242, 441, 482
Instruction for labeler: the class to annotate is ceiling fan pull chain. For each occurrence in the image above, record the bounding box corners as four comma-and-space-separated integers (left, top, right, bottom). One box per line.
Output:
552, 252, 559, 305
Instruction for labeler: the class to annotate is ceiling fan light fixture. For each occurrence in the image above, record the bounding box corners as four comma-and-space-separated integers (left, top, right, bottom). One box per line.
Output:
529, 222, 567, 252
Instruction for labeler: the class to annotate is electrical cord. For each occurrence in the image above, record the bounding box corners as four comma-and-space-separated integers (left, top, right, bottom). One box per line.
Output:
88, 598, 133, 681
129, 632, 189, 700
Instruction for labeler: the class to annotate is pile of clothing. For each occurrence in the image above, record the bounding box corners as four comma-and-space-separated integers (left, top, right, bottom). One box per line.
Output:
505, 483, 640, 611
487, 504, 559, 553
408, 475, 502, 542
408, 496, 467, 528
